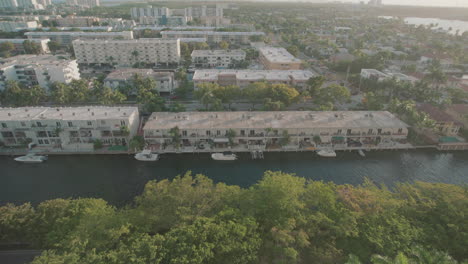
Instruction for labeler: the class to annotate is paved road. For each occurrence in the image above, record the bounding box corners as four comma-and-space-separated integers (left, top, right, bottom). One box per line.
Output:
0, 250, 42, 264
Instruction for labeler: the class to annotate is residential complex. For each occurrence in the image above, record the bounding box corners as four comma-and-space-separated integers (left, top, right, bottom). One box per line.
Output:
104, 69, 177, 95
143, 111, 408, 151
259, 47, 302, 70
417, 104, 462, 136
51, 16, 100, 27
193, 70, 316, 89
0, 21, 38, 32
25, 31, 134, 47
72, 38, 180, 67
0, 38, 50, 54
191, 49, 246, 68
0, 106, 138, 150
161, 31, 265, 45
131, 5, 227, 26
0, 55, 80, 90
65, 0, 99, 8
0, 0, 50, 10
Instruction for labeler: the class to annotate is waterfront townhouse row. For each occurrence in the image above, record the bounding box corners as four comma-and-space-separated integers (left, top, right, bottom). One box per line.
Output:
72, 38, 181, 67
0, 55, 80, 90
259, 47, 302, 70
0, 107, 138, 151
191, 49, 246, 68
25, 31, 134, 47
161, 31, 265, 45
143, 111, 409, 151
0, 38, 50, 54
193, 69, 317, 89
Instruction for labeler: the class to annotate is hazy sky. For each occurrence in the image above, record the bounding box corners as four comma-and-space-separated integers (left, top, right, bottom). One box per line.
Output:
362, 0, 468, 7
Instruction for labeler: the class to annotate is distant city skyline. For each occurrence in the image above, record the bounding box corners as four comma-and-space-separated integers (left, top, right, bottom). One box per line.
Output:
349, 0, 467, 7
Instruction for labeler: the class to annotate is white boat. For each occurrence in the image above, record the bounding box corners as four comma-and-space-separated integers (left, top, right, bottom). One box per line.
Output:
14, 153, 48, 163
358, 149, 366, 157
316, 149, 337, 158
134, 150, 159, 161
211, 152, 237, 161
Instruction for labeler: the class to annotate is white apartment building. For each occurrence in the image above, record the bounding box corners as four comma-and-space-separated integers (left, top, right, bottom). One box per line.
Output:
104, 69, 177, 95
25, 31, 134, 47
0, 0, 49, 9
131, 5, 227, 26
143, 111, 409, 151
191, 49, 246, 68
193, 69, 316, 89
161, 31, 265, 45
66, 0, 99, 8
0, 21, 38, 32
259, 47, 302, 70
0, 55, 80, 90
0, 106, 139, 150
0, 38, 50, 54
72, 38, 180, 67
52, 16, 100, 27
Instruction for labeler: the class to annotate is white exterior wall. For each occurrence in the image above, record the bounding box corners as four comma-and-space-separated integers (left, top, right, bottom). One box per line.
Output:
0, 21, 38, 32
0, 107, 138, 148
191, 50, 245, 68
73, 38, 180, 66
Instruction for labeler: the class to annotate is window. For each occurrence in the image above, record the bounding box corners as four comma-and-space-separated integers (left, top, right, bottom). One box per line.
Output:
120, 120, 126, 126
337, 129, 342, 135
1, 123, 6, 128
87, 121, 92, 126
368, 129, 373, 134
44, 139, 49, 144
56, 122, 61, 127
217, 130, 221, 136
206, 130, 211, 136
182, 130, 187, 136
398, 128, 403, 134
38, 139, 44, 144
249, 130, 255, 136
101, 120, 106, 125
377, 129, 382, 135
240, 130, 245, 136
21, 122, 26, 127
36, 122, 42, 127
68, 122, 73, 127
347, 129, 352, 135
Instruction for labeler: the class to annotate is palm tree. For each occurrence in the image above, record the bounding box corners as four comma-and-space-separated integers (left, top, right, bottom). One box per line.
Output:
169, 126, 181, 149
409, 246, 457, 264
131, 50, 140, 68
344, 254, 362, 264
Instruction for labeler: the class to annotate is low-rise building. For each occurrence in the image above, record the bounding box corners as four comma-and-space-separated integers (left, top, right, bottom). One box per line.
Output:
446, 104, 468, 128
193, 69, 316, 89
417, 104, 462, 136
258, 47, 302, 70
0, 21, 38, 32
191, 49, 246, 68
25, 31, 134, 47
104, 69, 177, 95
0, 106, 138, 150
161, 31, 265, 45
0, 38, 50, 54
66, 0, 99, 8
360, 69, 389, 81
0, 55, 80, 90
143, 111, 408, 151
72, 38, 180, 67
52, 16, 100, 27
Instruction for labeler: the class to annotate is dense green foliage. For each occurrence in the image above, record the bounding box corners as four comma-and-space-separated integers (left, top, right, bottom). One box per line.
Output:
0, 172, 466, 264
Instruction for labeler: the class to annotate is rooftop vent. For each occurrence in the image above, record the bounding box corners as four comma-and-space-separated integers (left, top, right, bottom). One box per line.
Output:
91, 112, 94, 116
123, 112, 126, 116
8, 113, 11, 116
56, 108, 60, 111
72, 112, 75, 116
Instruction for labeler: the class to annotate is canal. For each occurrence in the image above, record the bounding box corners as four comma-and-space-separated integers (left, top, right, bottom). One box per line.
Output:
1, 150, 467, 206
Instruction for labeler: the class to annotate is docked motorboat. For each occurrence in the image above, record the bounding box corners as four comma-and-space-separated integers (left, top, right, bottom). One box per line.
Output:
316, 149, 337, 158
211, 152, 237, 161
134, 150, 159, 161
358, 149, 366, 157
14, 153, 48, 163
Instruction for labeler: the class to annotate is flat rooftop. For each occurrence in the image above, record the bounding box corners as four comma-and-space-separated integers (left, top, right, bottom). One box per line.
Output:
144, 111, 408, 130
0, 55, 75, 67
73, 38, 178, 44
105, 69, 173, 81
191, 49, 246, 57
0, 106, 138, 121
161, 31, 265, 36
25, 31, 132, 36
259, 47, 301, 63
193, 70, 316, 82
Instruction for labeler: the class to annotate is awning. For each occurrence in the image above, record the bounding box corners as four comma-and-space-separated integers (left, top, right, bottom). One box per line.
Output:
213, 138, 229, 143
